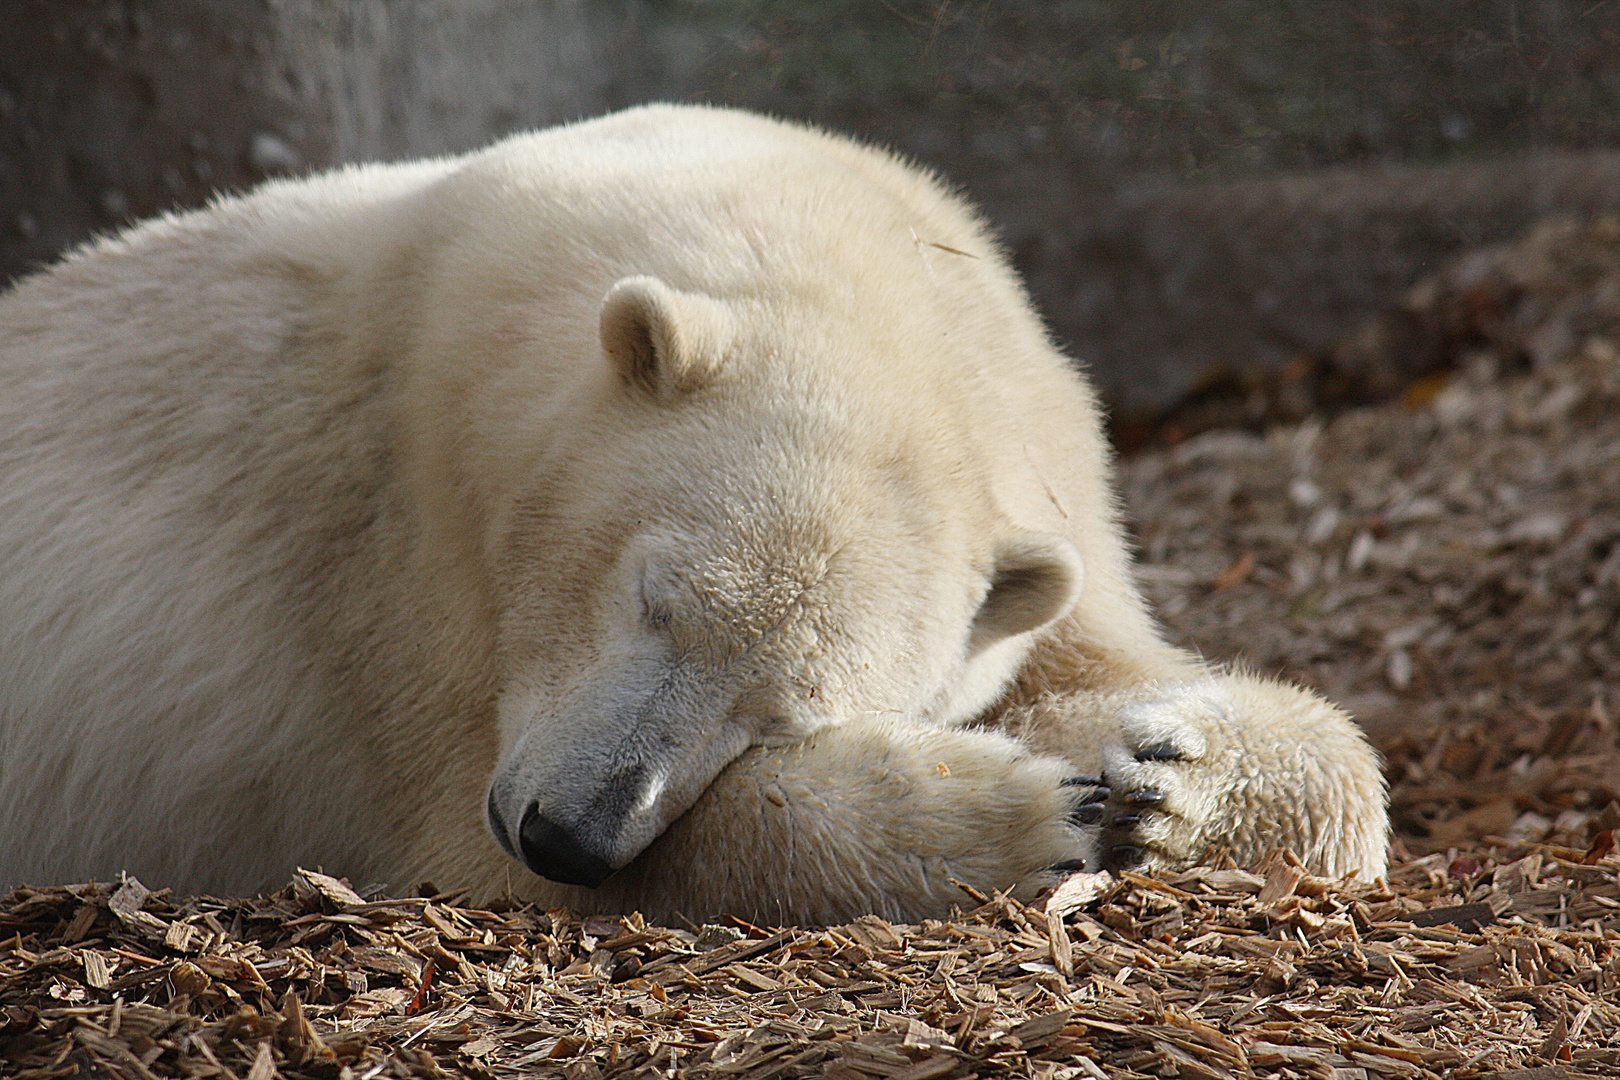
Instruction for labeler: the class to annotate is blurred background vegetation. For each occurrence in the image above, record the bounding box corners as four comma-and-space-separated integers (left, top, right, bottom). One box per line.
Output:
4, 0, 1619, 424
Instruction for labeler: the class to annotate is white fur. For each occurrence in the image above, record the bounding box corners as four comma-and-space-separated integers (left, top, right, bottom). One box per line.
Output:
0, 105, 1386, 922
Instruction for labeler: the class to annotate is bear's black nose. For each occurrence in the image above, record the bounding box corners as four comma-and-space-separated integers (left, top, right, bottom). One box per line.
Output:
518, 804, 614, 888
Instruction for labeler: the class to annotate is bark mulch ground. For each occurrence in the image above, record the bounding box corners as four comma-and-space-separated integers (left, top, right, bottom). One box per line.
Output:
2, 853, 1617, 1080
1120, 213, 1620, 860
4, 216, 1618, 1079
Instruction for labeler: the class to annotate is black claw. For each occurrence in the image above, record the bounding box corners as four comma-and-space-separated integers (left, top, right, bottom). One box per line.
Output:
1061, 775, 1104, 788
1068, 802, 1105, 826
1111, 814, 1142, 829
1111, 844, 1145, 868
1124, 787, 1166, 807
1134, 741, 1185, 762
1079, 786, 1111, 804
1046, 859, 1089, 874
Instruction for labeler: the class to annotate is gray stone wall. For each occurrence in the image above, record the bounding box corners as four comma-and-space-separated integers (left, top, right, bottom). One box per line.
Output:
5, 1, 1619, 417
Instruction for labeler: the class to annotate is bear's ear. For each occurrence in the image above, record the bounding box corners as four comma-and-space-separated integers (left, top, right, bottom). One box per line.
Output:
600, 276, 733, 400
970, 534, 1085, 651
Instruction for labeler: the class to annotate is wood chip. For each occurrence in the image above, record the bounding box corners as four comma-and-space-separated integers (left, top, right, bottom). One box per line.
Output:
1408, 902, 1497, 931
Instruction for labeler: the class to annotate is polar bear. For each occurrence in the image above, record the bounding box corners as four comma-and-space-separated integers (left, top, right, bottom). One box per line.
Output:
0, 105, 1386, 924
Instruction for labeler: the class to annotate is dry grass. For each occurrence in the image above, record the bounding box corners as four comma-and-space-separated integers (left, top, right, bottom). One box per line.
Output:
4, 217, 1619, 1079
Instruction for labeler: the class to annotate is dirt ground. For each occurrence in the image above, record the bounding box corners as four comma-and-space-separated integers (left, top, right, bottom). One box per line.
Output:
2, 218, 1618, 1078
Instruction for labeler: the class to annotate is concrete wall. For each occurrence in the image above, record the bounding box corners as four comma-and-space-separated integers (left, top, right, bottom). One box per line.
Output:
5, 0, 1619, 418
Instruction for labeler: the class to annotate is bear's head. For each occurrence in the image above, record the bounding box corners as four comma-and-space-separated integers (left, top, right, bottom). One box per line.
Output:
484, 275, 1084, 888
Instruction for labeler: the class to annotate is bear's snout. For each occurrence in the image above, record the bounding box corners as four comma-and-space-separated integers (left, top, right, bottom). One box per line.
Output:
518, 804, 616, 888
489, 674, 758, 888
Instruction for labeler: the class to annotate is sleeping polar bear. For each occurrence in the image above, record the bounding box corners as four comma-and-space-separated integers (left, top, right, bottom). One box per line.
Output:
0, 105, 1386, 924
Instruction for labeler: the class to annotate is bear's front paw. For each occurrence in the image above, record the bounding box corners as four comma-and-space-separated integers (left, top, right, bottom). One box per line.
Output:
1097, 685, 1222, 872
1001, 771, 1111, 899
895, 735, 1108, 905
593, 720, 1112, 923
1095, 677, 1388, 878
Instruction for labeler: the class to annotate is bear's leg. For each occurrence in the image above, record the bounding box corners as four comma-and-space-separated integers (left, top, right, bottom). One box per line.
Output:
571, 717, 1106, 925
1003, 675, 1388, 880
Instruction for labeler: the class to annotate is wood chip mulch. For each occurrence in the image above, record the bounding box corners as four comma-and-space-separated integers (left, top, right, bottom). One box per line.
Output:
3, 851, 1617, 1080
1119, 212, 1620, 860
5, 215, 1620, 1079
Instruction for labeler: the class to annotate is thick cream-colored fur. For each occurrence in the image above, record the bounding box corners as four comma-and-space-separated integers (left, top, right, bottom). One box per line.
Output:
1004, 676, 1389, 881
0, 105, 1386, 924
